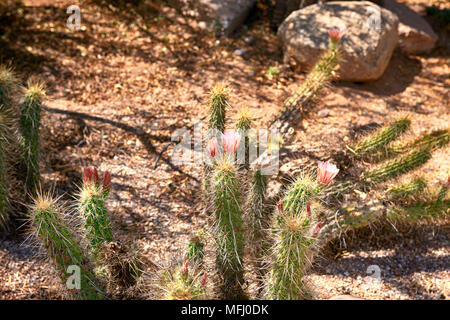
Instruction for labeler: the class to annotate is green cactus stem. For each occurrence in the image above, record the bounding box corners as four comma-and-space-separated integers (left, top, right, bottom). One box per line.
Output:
185, 232, 205, 264
151, 259, 208, 300
28, 191, 104, 299
387, 177, 427, 201
208, 82, 229, 133
0, 139, 9, 229
349, 118, 411, 159
211, 158, 246, 299
361, 148, 432, 184
0, 65, 17, 110
272, 35, 340, 137
77, 169, 113, 258
20, 81, 44, 195
267, 174, 321, 300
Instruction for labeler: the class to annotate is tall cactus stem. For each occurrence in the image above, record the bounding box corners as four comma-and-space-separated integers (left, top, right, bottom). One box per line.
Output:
20, 80, 45, 195
211, 157, 246, 299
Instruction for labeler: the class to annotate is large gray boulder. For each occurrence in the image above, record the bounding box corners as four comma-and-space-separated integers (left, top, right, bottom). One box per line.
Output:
277, 1, 399, 82
198, 0, 256, 36
381, 0, 437, 55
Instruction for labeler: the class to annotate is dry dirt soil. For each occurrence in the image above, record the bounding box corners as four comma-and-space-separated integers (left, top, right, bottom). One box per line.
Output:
0, 0, 448, 299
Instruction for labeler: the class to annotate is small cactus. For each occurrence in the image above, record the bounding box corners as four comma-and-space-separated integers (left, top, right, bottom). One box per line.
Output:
27, 191, 104, 300
76, 168, 113, 258
149, 259, 209, 300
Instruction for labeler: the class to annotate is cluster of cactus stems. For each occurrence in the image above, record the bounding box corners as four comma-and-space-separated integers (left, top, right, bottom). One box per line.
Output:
3, 28, 448, 300
26, 168, 142, 299
0, 65, 45, 230
27, 192, 104, 300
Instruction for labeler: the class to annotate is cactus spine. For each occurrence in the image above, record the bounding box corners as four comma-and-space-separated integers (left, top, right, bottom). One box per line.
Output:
20, 80, 44, 195
212, 157, 246, 299
28, 191, 104, 299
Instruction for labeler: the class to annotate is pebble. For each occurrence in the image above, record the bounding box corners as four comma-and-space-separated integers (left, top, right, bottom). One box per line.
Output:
233, 49, 246, 57
318, 109, 330, 117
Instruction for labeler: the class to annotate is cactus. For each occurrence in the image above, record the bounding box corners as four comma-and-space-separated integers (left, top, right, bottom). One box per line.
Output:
77, 168, 113, 258
361, 148, 432, 184
349, 118, 411, 160
208, 82, 229, 133
27, 191, 104, 299
185, 232, 205, 264
0, 65, 18, 110
387, 177, 427, 201
20, 80, 44, 195
272, 29, 341, 137
149, 259, 209, 300
210, 157, 246, 299
267, 163, 338, 300
0, 139, 9, 228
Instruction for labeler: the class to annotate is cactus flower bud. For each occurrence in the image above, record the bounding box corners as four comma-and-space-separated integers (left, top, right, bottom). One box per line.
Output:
313, 221, 323, 236
306, 201, 311, 218
222, 130, 241, 154
181, 259, 189, 275
83, 168, 93, 184
277, 199, 284, 215
317, 161, 339, 186
103, 171, 112, 191
92, 168, 100, 185
206, 137, 218, 158
201, 273, 207, 287
328, 28, 344, 43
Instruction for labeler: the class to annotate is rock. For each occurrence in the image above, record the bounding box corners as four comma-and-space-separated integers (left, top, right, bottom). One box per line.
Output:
381, 0, 437, 54
233, 49, 247, 57
198, 0, 256, 36
318, 109, 330, 117
277, 1, 399, 82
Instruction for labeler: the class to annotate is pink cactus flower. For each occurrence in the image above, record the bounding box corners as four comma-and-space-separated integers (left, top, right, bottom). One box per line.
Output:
201, 273, 207, 288
181, 259, 189, 275
328, 28, 344, 42
103, 170, 112, 191
306, 201, 311, 218
313, 221, 323, 236
206, 137, 218, 158
83, 168, 93, 184
317, 161, 339, 186
222, 130, 241, 154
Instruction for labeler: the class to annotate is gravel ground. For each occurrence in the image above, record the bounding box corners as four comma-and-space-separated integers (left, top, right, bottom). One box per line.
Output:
0, 0, 448, 299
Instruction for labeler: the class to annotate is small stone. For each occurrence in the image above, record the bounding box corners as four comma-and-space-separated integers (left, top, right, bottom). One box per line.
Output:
234, 49, 246, 57
244, 35, 254, 44
318, 109, 330, 117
